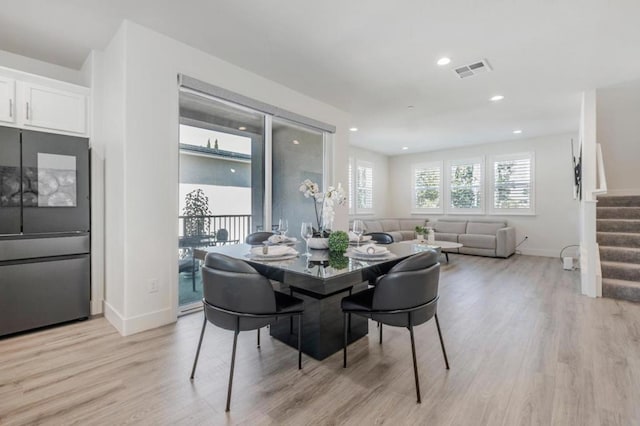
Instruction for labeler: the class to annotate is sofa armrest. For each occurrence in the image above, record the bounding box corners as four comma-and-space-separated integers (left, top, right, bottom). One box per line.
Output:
496, 227, 516, 258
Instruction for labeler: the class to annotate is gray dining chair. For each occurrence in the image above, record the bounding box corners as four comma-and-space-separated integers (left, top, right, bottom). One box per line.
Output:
190, 253, 305, 412
245, 231, 274, 245
341, 250, 449, 403
365, 232, 394, 244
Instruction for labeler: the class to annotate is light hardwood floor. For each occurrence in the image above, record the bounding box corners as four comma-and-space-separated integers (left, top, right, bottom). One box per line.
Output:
2, 254, 640, 425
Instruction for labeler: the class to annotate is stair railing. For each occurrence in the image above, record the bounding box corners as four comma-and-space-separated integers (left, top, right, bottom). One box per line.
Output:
593, 143, 608, 196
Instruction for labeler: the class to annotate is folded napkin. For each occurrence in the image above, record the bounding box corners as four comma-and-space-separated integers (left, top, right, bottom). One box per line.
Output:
349, 232, 372, 242
267, 234, 298, 244
353, 244, 388, 255
250, 245, 297, 257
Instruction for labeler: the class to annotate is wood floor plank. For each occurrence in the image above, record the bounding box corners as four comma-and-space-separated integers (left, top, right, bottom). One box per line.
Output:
1, 254, 639, 425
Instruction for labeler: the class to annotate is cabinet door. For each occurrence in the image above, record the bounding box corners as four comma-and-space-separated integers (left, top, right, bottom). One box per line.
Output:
23, 83, 86, 134
0, 77, 16, 123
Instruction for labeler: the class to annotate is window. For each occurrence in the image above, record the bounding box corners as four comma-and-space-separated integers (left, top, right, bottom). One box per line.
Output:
412, 162, 443, 213
348, 158, 373, 214
447, 158, 484, 213
490, 152, 535, 214
356, 160, 374, 212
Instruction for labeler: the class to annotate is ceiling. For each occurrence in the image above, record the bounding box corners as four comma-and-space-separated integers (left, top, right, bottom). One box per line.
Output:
2, 0, 640, 155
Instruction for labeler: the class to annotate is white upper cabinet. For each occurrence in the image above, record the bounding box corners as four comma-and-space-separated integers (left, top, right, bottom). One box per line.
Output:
0, 77, 16, 123
22, 83, 87, 134
0, 66, 89, 136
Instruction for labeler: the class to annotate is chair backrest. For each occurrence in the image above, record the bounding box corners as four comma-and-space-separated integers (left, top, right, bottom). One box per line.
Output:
367, 232, 394, 244
202, 253, 276, 330
245, 231, 274, 245
372, 250, 440, 327
216, 228, 229, 241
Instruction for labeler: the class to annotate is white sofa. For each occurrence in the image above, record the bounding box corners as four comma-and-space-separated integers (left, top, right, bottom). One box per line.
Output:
432, 219, 516, 258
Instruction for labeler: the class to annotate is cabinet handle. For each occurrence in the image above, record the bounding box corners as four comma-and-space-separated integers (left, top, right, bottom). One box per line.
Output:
26, 102, 29, 120
8, 99, 12, 118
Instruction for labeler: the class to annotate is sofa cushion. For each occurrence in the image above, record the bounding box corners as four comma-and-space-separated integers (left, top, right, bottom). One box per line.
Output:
387, 231, 404, 242
433, 220, 467, 234
466, 221, 506, 235
379, 219, 400, 232
398, 219, 426, 231
434, 232, 458, 243
459, 234, 497, 249
363, 220, 383, 233
399, 230, 415, 241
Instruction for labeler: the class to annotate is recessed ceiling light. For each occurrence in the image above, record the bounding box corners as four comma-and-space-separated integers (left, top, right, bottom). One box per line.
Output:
437, 57, 451, 66
292, 140, 300, 145
402, 147, 409, 150
513, 129, 522, 134
407, 105, 415, 109
349, 127, 358, 132
230, 168, 236, 173
238, 126, 246, 131
490, 95, 504, 102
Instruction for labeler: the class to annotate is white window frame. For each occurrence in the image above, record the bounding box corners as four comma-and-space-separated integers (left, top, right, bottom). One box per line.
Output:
352, 159, 374, 214
347, 157, 354, 214
488, 152, 536, 215
411, 161, 444, 214
445, 157, 485, 214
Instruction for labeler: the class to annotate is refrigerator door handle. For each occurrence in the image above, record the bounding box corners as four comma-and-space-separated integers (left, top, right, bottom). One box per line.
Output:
8, 99, 12, 117
26, 102, 30, 120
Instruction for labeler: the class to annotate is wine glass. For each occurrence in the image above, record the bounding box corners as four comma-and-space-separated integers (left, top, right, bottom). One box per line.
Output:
278, 218, 288, 237
300, 222, 313, 257
352, 219, 364, 247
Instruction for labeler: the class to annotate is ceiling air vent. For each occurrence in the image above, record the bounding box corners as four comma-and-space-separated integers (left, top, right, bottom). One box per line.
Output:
453, 59, 492, 79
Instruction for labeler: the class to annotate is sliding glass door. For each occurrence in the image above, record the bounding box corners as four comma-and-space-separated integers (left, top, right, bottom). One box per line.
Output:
272, 118, 324, 242
178, 91, 264, 311
176, 80, 334, 314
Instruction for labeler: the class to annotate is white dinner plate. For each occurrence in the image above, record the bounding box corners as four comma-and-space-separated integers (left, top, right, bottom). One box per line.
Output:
245, 253, 299, 261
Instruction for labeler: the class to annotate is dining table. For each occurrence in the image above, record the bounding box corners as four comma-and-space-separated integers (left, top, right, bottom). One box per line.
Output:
194, 241, 438, 360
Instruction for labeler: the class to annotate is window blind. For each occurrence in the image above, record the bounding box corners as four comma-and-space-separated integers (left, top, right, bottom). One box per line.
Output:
493, 157, 532, 209
356, 163, 373, 210
414, 165, 441, 209
449, 161, 483, 210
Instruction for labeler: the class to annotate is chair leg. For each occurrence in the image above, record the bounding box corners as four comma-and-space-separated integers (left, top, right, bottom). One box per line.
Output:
348, 312, 351, 333
434, 314, 450, 370
343, 312, 349, 368
297, 314, 303, 369
379, 322, 383, 344
190, 315, 207, 379
289, 288, 294, 334
226, 324, 240, 412
257, 328, 260, 349
409, 323, 421, 404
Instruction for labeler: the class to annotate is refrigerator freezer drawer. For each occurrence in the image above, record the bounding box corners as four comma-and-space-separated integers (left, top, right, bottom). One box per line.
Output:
0, 254, 90, 337
0, 234, 89, 262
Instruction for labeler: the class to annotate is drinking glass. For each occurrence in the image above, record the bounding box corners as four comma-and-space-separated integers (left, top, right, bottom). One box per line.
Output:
301, 222, 314, 257
352, 219, 364, 247
278, 218, 288, 237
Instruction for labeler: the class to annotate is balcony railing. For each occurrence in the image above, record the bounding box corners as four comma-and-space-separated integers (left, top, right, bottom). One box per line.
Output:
178, 214, 252, 246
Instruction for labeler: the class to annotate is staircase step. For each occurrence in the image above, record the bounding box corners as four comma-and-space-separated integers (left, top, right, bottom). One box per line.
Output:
602, 278, 640, 303
601, 261, 640, 282
597, 195, 640, 207
597, 219, 640, 233
597, 207, 640, 219
597, 232, 640, 248
599, 246, 640, 264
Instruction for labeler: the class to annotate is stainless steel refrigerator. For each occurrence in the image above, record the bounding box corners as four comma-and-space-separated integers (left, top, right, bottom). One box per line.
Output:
0, 126, 90, 337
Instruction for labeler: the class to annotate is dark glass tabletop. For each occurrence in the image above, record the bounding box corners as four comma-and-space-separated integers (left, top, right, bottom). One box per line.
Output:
196, 242, 438, 297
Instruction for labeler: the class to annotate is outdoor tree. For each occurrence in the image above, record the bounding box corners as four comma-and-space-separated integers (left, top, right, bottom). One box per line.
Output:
415, 169, 440, 208
450, 164, 479, 208
182, 189, 212, 237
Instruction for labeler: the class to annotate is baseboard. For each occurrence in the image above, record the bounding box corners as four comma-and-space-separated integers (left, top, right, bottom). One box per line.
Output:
518, 248, 560, 258
103, 302, 175, 336
103, 301, 125, 335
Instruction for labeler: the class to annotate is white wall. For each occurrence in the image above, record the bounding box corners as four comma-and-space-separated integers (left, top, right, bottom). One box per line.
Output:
348, 145, 390, 218
388, 134, 580, 257
94, 21, 351, 335
0, 48, 85, 85
596, 79, 640, 196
